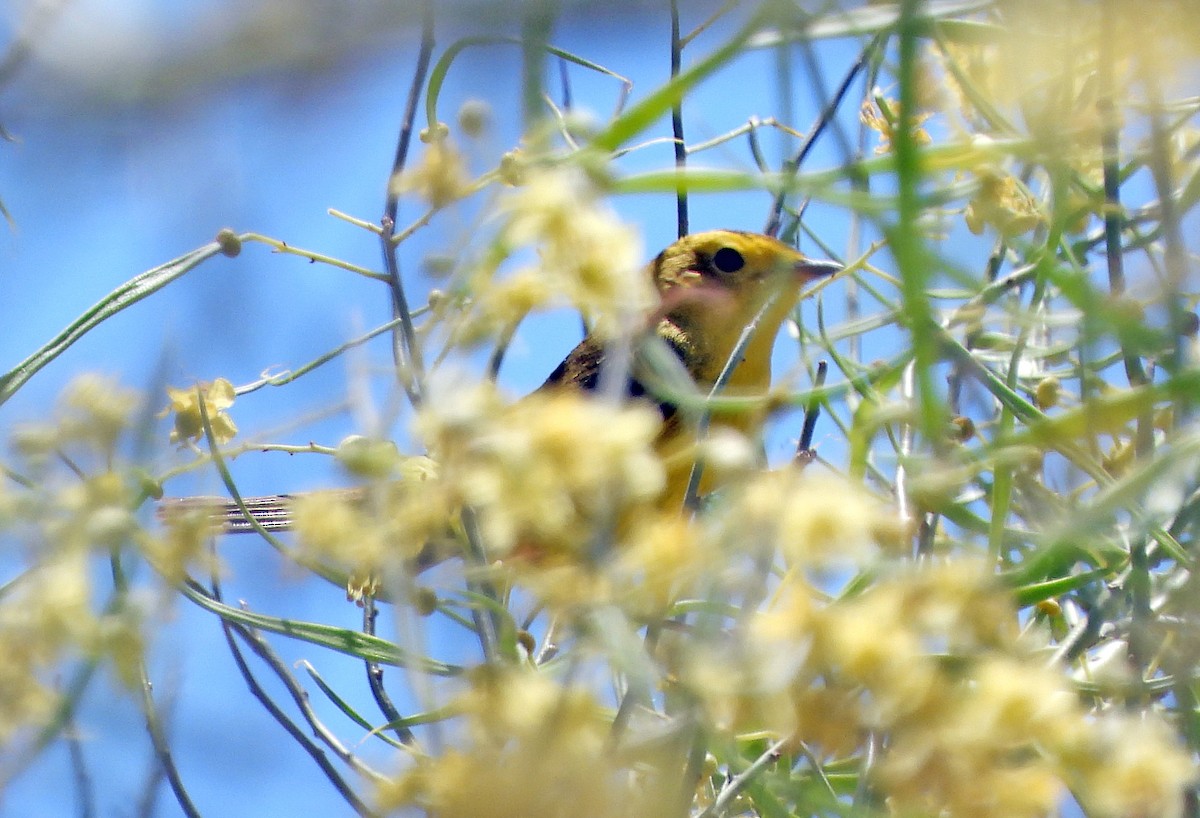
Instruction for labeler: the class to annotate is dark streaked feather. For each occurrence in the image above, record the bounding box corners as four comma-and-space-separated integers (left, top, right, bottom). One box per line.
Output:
539, 333, 682, 426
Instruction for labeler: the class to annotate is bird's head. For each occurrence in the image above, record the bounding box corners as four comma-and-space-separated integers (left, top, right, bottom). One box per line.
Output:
649, 230, 840, 389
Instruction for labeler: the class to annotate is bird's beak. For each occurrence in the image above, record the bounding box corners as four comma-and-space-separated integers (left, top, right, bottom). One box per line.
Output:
794, 257, 842, 280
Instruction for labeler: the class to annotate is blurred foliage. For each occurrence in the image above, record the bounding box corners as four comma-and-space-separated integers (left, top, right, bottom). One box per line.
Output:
3, 1, 1200, 816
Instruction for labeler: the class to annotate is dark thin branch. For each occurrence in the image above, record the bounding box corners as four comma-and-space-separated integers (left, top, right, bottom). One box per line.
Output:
670, 0, 688, 238
1139, 55, 1193, 428
218, 609, 379, 818
134, 670, 182, 818
459, 505, 503, 662
487, 320, 520, 381
204, 550, 380, 816
557, 55, 572, 110
363, 596, 416, 744
677, 725, 709, 818
136, 736, 166, 818
1098, 0, 1149, 400
795, 359, 828, 464
106, 485, 199, 818
380, 0, 435, 406
1101, 0, 1156, 692
136, 665, 201, 818
765, 34, 880, 238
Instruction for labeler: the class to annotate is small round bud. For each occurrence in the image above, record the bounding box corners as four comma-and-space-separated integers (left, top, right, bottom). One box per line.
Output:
335, 435, 400, 479
423, 255, 455, 278
457, 99, 491, 137
413, 586, 439, 617
1034, 376, 1060, 410
136, 469, 164, 500
215, 228, 241, 258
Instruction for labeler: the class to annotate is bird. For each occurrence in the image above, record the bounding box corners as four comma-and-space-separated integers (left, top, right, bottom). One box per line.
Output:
158, 230, 839, 535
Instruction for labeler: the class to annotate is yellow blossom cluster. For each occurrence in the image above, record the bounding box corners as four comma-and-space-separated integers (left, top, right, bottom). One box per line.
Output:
361, 465, 1189, 818
0, 549, 144, 743
291, 457, 442, 584
499, 165, 653, 336
682, 558, 1193, 818
710, 468, 899, 569
286, 380, 672, 608
377, 667, 675, 818
0, 376, 157, 743
443, 164, 655, 349
964, 169, 1042, 237
921, 4, 1200, 241
415, 381, 665, 561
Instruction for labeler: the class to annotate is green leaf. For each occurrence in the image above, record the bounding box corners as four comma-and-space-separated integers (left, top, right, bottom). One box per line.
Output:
0, 240, 229, 406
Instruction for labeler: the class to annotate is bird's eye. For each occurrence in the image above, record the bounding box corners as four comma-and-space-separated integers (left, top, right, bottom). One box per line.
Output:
712, 247, 745, 274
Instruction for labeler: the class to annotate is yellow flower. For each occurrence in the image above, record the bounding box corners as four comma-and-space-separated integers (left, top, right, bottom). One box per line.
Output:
141, 503, 221, 584
861, 98, 933, 155
162, 378, 238, 446
446, 268, 553, 349
58, 374, 139, 451
964, 168, 1042, 237
292, 456, 445, 582
713, 470, 889, 570
612, 514, 709, 617
392, 138, 472, 209
1068, 714, 1196, 818
378, 668, 674, 818
415, 381, 664, 563
498, 165, 654, 339
0, 554, 95, 743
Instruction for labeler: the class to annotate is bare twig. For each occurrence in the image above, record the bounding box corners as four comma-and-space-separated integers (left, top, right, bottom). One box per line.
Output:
213, 592, 381, 815
136, 661, 201, 818
670, 0, 689, 238
363, 595, 416, 744
765, 34, 879, 237
697, 737, 789, 818
379, 0, 435, 406
202, 526, 383, 814
796, 359, 828, 464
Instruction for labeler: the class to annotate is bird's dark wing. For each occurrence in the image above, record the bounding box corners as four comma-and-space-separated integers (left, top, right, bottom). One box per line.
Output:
540, 334, 607, 392
539, 334, 680, 425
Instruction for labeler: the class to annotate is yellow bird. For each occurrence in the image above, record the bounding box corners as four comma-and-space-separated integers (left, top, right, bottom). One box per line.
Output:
541, 229, 839, 507
160, 230, 839, 532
